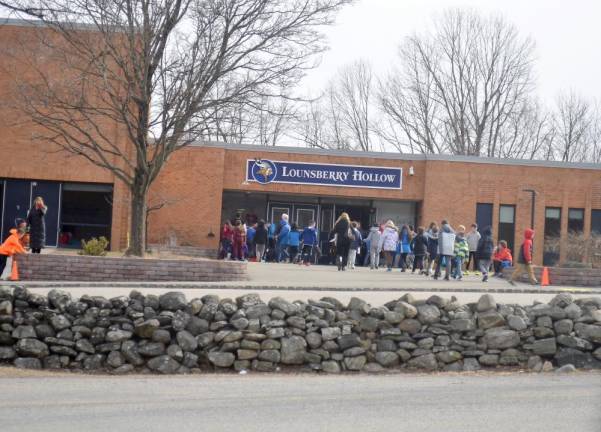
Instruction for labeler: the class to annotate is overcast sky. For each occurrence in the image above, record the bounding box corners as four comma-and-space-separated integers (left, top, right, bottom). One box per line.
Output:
301, 0, 601, 103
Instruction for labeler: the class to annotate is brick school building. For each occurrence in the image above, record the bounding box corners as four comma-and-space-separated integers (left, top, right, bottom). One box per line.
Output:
1, 20, 600, 266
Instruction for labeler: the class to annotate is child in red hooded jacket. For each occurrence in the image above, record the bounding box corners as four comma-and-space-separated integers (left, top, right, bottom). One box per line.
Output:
0, 228, 27, 280
509, 229, 538, 285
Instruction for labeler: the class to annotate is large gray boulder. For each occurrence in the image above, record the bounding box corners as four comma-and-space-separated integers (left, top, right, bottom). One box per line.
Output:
476, 294, 497, 312
105, 330, 133, 343
477, 311, 506, 329
280, 336, 307, 365
483, 329, 520, 349
375, 352, 399, 367
208, 352, 235, 368
47, 289, 72, 312
176, 331, 198, 352
436, 351, 462, 364
0, 346, 16, 360
268, 297, 299, 316
532, 338, 557, 356
147, 355, 181, 374
395, 301, 417, 318
407, 354, 438, 371
417, 304, 441, 324
137, 342, 166, 357
555, 348, 601, 369
344, 355, 367, 371
11, 325, 36, 339
576, 324, 601, 344
507, 315, 527, 331
16, 339, 49, 358
337, 334, 361, 351
14, 357, 42, 369
134, 319, 160, 338
159, 292, 187, 311
450, 319, 476, 332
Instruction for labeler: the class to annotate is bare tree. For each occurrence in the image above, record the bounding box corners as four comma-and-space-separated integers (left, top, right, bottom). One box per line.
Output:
1, 0, 351, 255
329, 60, 374, 151
294, 90, 350, 150
379, 9, 535, 157
251, 94, 296, 147
492, 99, 555, 160
552, 91, 596, 162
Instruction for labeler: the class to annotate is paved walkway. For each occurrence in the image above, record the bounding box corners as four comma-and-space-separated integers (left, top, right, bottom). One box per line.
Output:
4, 262, 600, 294
2, 262, 599, 306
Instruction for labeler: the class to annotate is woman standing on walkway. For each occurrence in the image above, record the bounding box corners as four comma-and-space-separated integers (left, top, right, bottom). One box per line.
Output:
27, 196, 47, 254
333, 212, 351, 271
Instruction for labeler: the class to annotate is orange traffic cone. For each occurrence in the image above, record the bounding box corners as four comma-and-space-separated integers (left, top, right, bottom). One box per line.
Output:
540, 266, 550, 287
9, 258, 19, 281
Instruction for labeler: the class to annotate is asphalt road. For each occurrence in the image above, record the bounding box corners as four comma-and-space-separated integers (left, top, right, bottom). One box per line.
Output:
1, 372, 600, 432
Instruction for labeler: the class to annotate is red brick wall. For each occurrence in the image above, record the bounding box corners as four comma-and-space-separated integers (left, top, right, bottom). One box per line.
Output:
0, 23, 130, 251
16, 254, 247, 282
149, 145, 600, 266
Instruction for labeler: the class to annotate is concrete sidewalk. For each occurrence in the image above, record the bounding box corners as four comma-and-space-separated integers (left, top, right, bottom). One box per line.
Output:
3, 262, 600, 295
2, 262, 599, 306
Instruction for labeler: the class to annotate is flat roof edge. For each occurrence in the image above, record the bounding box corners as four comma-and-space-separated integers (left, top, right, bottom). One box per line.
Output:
0, 17, 104, 31
191, 141, 601, 171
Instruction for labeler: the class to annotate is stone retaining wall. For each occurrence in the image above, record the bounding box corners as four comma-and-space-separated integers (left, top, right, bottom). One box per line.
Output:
503, 266, 601, 287
15, 255, 247, 282
0, 287, 600, 374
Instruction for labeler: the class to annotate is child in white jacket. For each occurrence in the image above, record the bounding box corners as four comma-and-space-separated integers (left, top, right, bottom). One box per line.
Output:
366, 224, 382, 269
379, 221, 399, 272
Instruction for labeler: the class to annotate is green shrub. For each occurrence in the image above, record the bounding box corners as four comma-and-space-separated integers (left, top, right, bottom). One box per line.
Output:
79, 237, 109, 256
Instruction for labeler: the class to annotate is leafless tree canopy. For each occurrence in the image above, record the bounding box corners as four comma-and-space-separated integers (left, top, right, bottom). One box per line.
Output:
378, 9, 536, 157
551, 91, 599, 162
295, 59, 375, 151
291, 8, 601, 163
1, 0, 351, 254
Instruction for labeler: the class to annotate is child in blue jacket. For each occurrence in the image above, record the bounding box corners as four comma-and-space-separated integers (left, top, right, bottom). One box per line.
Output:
300, 221, 319, 265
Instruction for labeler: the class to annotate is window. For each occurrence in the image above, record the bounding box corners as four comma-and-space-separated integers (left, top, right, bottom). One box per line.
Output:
568, 208, 584, 233
592, 210, 601, 235
543, 207, 561, 266
295, 208, 315, 229
544, 208, 561, 237
498, 205, 516, 253
476, 203, 493, 230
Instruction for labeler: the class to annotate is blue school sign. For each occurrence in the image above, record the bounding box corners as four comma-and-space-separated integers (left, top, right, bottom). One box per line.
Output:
247, 159, 402, 189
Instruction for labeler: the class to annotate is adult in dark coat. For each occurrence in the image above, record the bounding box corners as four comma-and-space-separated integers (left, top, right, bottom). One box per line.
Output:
333, 212, 351, 271
27, 196, 47, 253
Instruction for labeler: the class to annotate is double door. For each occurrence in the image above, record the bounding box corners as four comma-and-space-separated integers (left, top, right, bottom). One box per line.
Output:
267, 202, 319, 229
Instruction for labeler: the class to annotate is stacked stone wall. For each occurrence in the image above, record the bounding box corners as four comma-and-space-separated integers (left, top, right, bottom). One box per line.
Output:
0, 288, 600, 374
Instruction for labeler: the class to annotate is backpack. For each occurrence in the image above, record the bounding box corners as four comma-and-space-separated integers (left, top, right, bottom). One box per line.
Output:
347, 227, 355, 241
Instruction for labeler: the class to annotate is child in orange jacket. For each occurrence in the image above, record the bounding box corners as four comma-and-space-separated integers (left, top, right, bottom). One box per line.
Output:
493, 240, 513, 277
0, 228, 27, 280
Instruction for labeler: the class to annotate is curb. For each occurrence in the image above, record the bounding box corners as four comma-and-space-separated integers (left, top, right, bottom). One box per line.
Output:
1, 281, 600, 295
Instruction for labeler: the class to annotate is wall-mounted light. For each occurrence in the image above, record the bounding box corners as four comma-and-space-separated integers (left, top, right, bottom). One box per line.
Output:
409, 166, 415, 176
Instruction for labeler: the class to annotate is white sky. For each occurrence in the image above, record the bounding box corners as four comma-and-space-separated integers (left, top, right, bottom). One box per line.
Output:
301, 0, 601, 103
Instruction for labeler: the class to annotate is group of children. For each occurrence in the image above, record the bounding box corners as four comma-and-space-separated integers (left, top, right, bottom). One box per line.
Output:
368, 219, 536, 284
219, 213, 538, 285
219, 214, 319, 265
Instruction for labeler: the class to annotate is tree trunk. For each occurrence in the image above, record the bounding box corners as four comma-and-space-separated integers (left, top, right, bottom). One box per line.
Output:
128, 178, 148, 257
